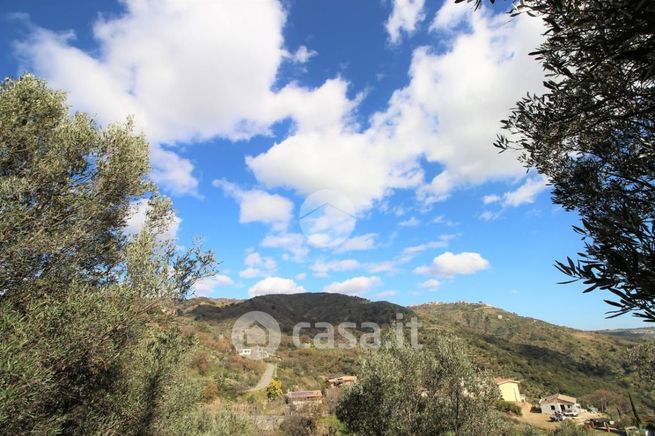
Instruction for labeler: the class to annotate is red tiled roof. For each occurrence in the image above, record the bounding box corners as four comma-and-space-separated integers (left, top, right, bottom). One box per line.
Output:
286, 390, 323, 400
541, 394, 577, 404
494, 377, 520, 385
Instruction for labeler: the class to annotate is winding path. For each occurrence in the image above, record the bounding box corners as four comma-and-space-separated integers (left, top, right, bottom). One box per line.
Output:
248, 363, 276, 392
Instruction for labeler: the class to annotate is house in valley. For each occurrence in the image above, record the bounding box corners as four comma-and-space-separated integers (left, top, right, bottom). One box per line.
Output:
539, 394, 580, 415
326, 375, 357, 388
495, 378, 523, 402
286, 390, 323, 409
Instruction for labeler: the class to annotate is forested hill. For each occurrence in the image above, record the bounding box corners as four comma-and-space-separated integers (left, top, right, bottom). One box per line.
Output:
179, 295, 654, 414
412, 302, 654, 412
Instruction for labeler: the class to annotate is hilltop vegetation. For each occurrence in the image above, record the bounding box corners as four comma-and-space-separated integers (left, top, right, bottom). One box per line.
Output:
595, 327, 655, 341
178, 294, 655, 421
414, 302, 655, 414
184, 292, 410, 333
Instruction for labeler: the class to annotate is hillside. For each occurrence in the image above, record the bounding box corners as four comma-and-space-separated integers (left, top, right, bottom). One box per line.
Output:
178, 294, 654, 414
412, 302, 654, 413
183, 292, 410, 333
596, 327, 655, 340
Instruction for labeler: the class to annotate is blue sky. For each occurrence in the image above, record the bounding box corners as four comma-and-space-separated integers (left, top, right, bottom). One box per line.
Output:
0, 0, 645, 330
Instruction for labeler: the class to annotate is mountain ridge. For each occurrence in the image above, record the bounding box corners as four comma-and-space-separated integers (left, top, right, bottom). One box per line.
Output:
179, 293, 654, 413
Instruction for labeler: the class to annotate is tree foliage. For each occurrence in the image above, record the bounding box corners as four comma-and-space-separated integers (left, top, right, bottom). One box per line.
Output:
265, 378, 283, 400
0, 75, 216, 434
630, 342, 655, 385
336, 336, 505, 435
484, 0, 655, 321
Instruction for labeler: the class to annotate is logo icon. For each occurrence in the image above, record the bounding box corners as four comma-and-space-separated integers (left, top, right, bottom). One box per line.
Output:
299, 189, 356, 249
231, 311, 281, 360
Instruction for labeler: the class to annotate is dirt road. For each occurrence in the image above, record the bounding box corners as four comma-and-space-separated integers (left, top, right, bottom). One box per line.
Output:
248, 363, 276, 392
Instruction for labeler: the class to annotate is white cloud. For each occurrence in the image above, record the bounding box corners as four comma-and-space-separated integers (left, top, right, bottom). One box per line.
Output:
239, 251, 277, 278
16, 0, 289, 144
247, 5, 545, 213
479, 210, 501, 221
482, 194, 501, 205
386, 0, 426, 44
419, 278, 441, 290
123, 198, 181, 242
322, 276, 381, 296
261, 232, 308, 261
334, 233, 379, 253
214, 179, 293, 231
432, 215, 458, 226
399, 234, 454, 262
13, 1, 351, 196
295, 272, 307, 280
248, 276, 306, 297
399, 216, 420, 227
479, 175, 549, 219
430, 0, 470, 32
149, 146, 199, 196
286, 45, 317, 63
413, 265, 432, 275
311, 259, 361, 278
192, 274, 234, 297
415, 251, 490, 277
502, 175, 548, 207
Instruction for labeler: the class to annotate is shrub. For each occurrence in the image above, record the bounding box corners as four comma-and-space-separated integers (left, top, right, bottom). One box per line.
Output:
553, 421, 595, 436
280, 414, 317, 436
496, 400, 523, 416
266, 379, 283, 400
0, 75, 215, 434
336, 335, 505, 435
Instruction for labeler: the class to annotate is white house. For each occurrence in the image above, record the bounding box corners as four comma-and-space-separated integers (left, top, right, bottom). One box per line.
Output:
539, 394, 580, 415
237, 346, 269, 359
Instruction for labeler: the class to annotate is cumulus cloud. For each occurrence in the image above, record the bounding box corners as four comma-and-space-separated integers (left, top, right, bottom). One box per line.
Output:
386, 0, 426, 44
149, 146, 199, 196
261, 232, 308, 261
335, 233, 379, 253
247, 4, 545, 212
192, 274, 234, 296
13, 1, 349, 196
482, 194, 501, 205
480, 175, 549, 218
479, 210, 501, 221
239, 251, 277, 279
419, 278, 441, 290
399, 216, 420, 227
415, 251, 490, 277
310, 259, 361, 278
430, 0, 471, 32
286, 45, 317, 63
399, 234, 455, 262
248, 276, 306, 297
502, 175, 549, 207
123, 198, 181, 242
214, 179, 293, 231
322, 276, 381, 296
15, 0, 291, 143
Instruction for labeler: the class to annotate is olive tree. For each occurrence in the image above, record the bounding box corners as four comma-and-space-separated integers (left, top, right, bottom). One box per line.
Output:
336, 336, 505, 435
0, 75, 215, 434
460, 0, 655, 321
